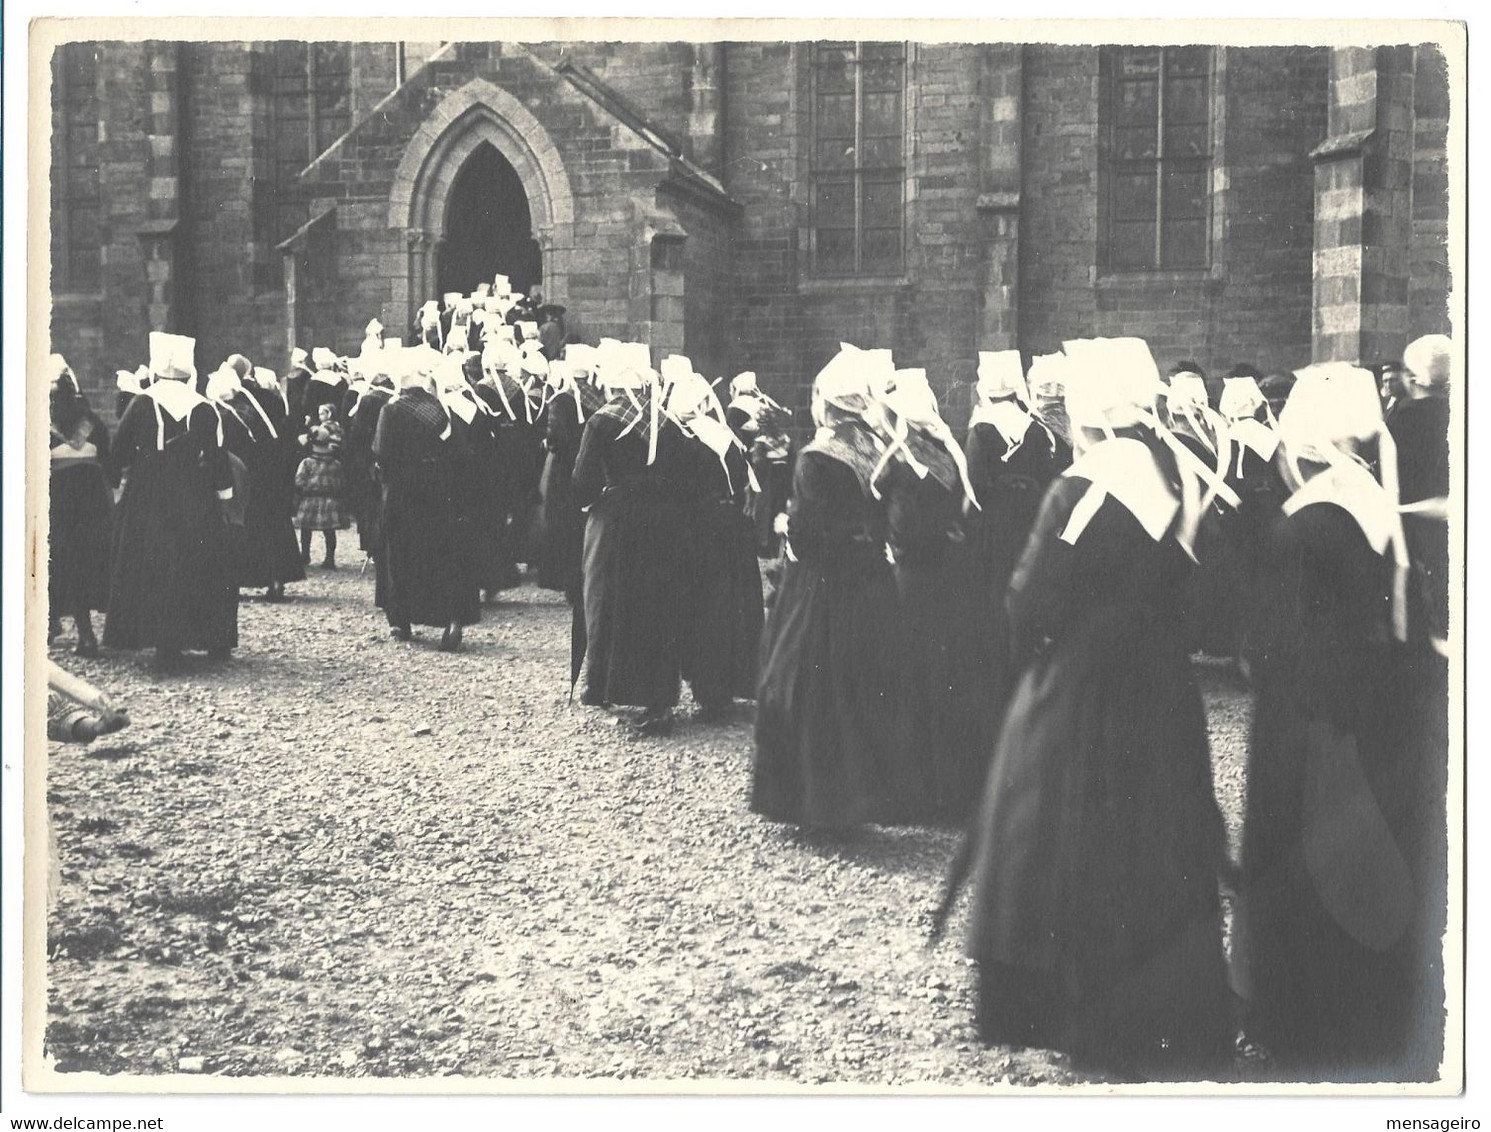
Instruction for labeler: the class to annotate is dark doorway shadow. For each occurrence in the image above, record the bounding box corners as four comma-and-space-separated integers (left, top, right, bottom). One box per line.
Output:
438, 141, 541, 297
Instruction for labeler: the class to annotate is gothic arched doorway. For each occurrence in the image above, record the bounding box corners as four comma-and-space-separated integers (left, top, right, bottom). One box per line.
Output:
437, 141, 542, 298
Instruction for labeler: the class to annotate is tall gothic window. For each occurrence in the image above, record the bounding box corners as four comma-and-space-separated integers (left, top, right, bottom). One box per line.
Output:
1101, 45, 1213, 271
52, 42, 102, 292
810, 41, 906, 276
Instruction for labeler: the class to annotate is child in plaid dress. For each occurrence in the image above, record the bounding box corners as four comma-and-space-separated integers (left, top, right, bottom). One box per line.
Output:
294, 404, 350, 568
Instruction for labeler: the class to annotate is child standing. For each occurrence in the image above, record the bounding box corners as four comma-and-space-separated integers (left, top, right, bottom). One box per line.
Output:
294, 404, 350, 568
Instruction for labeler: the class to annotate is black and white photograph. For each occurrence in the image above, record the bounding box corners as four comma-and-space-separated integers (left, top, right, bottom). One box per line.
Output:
16, 13, 1467, 1115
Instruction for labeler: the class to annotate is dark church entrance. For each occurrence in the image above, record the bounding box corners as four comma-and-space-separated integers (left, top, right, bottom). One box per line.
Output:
437, 141, 542, 298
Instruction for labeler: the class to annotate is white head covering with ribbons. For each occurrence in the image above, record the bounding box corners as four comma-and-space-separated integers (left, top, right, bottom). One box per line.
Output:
1220, 375, 1279, 473
144, 332, 212, 446
810, 343, 892, 429
1277, 362, 1409, 640
873, 367, 979, 508
1057, 338, 1236, 558
971, 350, 1050, 461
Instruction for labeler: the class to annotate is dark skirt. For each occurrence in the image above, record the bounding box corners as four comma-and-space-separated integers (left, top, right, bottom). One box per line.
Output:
49, 463, 113, 617
465, 437, 513, 594
238, 455, 306, 588
537, 448, 583, 596
1241, 644, 1445, 1081
681, 500, 764, 708
577, 479, 688, 708
374, 459, 481, 629
885, 542, 1005, 827
104, 446, 238, 653
752, 546, 903, 830
964, 604, 1231, 1078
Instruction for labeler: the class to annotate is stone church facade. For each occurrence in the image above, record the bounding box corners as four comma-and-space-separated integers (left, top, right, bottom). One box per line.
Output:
48, 37, 1453, 425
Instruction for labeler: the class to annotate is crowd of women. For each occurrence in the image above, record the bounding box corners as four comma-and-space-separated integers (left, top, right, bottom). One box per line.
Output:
47, 293, 1453, 1085
749, 333, 1452, 1085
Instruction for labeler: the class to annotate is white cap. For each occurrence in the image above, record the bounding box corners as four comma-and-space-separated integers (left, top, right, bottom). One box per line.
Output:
1062, 338, 1163, 431
976, 350, 1029, 403
597, 340, 653, 389
564, 343, 599, 376
1278, 362, 1384, 460
1403, 333, 1453, 389
434, 354, 471, 394
659, 355, 696, 386
291, 347, 309, 369
1026, 352, 1069, 397
665, 370, 715, 420
253, 366, 280, 392
443, 292, 461, 308
205, 367, 244, 404
729, 372, 760, 398
1219, 376, 1266, 421
365, 318, 384, 338
311, 347, 339, 370
885, 368, 941, 426
493, 275, 512, 297
517, 320, 539, 340
1164, 371, 1211, 410
811, 345, 879, 424
149, 332, 197, 383
48, 353, 73, 385
519, 343, 549, 378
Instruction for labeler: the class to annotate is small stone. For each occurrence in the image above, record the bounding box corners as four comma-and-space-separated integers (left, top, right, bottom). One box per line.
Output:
413, 725, 433, 737
178, 1056, 205, 1073
273, 1046, 304, 1064
338, 1049, 360, 1068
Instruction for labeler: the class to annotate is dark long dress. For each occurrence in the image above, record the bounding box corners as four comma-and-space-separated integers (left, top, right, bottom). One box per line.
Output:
965, 415, 1059, 612
49, 403, 115, 620
881, 455, 990, 827
372, 389, 481, 631
571, 408, 690, 709
677, 436, 764, 710
537, 394, 585, 596
474, 381, 528, 591
751, 423, 904, 830
347, 387, 393, 554
224, 393, 304, 589
449, 403, 509, 595
1170, 430, 1239, 656
748, 440, 794, 559
964, 414, 1059, 748
1223, 428, 1287, 668
104, 392, 239, 654
1240, 499, 1443, 1081
962, 451, 1232, 1079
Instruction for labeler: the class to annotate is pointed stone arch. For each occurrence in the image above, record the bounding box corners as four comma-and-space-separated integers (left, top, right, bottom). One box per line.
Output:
388, 78, 575, 324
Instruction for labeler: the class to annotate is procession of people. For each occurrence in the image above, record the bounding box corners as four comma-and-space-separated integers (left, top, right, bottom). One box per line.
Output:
45, 280, 1455, 1084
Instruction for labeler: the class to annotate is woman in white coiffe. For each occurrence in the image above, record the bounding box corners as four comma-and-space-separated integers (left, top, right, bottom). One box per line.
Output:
1237, 362, 1443, 1082
103, 332, 239, 666
942, 338, 1234, 1081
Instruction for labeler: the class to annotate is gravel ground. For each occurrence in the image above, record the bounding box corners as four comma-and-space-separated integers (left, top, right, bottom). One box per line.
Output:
44, 564, 1253, 1087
